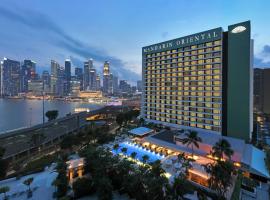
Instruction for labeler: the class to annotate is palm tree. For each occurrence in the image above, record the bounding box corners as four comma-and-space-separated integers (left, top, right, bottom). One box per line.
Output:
121, 147, 128, 154
142, 155, 149, 163
177, 152, 192, 175
96, 177, 113, 200
171, 176, 193, 199
113, 144, 120, 153
151, 160, 165, 177
179, 130, 202, 158
23, 177, 34, 198
131, 152, 137, 160
204, 160, 235, 198
212, 139, 234, 160
177, 152, 186, 163
0, 186, 10, 200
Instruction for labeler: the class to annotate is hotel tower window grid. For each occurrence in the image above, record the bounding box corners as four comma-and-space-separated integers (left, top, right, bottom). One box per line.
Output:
143, 40, 223, 133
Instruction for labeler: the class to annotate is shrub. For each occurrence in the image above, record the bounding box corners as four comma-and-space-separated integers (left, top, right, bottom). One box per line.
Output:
72, 177, 95, 198
21, 154, 58, 175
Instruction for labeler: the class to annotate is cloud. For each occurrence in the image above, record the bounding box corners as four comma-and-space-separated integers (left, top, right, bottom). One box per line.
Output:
0, 6, 141, 82
254, 45, 270, 67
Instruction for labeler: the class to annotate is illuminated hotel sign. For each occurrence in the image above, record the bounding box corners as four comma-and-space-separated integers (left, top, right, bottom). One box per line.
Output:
143, 28, 222, 54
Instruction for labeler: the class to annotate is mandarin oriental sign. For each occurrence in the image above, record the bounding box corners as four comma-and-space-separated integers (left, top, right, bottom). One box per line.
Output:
143, 28, 222, 54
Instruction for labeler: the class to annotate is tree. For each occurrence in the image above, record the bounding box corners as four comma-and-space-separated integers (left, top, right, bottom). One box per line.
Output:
177, 153, 192, 175
150, 160, 165, 177
139, 117, 145, 126
171, 177, 193, 200
0, 186, 10, 200
23, 177, 34, 198
96, 177, 113, 200
55, 161, 69, 198
204, 160, 235, 199
116, 113, 125, 127
212, 139, 234, 160
179, 130, 202, 157
130, 152, 137, 160
0, 147, 4, 158
45, 110, 58, 121
113, 144, 120, 153
0, 147, 8, 179
72, 177, 94, 198
60, 135, 80, 152
142, 154, 149, 163
121, 147, 127, 155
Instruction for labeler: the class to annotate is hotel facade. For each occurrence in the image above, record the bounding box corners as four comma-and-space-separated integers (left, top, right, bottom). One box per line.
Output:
141, 21, 253, 141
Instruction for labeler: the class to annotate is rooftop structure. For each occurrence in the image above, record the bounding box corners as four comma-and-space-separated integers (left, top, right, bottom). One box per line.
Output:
128, 127, 154, 137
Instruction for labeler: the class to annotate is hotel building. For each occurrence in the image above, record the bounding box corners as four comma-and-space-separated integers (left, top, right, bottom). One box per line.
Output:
141, 21, 253, 141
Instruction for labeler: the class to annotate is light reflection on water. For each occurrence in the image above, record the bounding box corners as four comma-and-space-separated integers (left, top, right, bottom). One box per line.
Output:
0, 98, 102, 133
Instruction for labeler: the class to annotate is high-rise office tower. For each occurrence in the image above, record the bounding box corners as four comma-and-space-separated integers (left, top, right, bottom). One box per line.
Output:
42, 70, 50, 93
57, 66, 65, 96
142, 21, 253, 141
28, 80, 43, 96
0, 61, 2, 96
119, 80, 131, 93
70, 76, 81, 96
113, 76, 119, 94
50, 60, 60, 95
103, 61, 110, 94
89, 68, 97, 90
254, 68, 270, 114
64, 59, 71, 95
137, 80, 142, 92
75, 67, 83, 90
1, 58, 21, 96
21, 60, 36, 92
83, 59, 93, 90
108, 73, 114, 94
96, 74, 101, 91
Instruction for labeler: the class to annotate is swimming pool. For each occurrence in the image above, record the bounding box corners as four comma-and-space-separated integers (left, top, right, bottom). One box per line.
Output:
112, 141, 164, 163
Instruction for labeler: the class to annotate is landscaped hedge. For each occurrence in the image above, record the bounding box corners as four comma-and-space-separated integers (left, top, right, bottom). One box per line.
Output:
21, 154, 58, 175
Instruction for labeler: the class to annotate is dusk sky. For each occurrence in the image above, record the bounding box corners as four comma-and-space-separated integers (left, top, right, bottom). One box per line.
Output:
0, 0, 270, 83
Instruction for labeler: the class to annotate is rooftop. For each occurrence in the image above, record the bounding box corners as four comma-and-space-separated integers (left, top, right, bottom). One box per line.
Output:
128, 127, 154, 137
144, 130, 270, 179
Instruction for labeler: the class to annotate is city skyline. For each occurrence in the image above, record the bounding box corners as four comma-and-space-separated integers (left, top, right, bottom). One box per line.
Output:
0, 0, 270, 83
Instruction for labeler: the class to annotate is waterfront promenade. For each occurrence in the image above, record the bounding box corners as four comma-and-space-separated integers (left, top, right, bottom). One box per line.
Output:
0, 105, 128, 161
0, 112, 88, 161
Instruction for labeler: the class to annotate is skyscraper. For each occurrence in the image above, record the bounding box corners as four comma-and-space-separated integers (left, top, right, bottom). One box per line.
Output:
75, 67, 83, 90
254, 68, 270, 114
21, 60, 36, 92
64, 59, 71, 95
96, 74, 101, 91
142, 21, 253, 141
57, 66, 65, 96
0, 61, 2, 96
70, 76, 81, 96
42, 70, 50, 93
137, 80, 142, 92
103, 61, 110, 94
50, 60, 60, 95
119, 80, 131, 93
113, 76, 119, 94
83, 59, 93, 90
89, 68, 97, 90
1, 58, 21, 96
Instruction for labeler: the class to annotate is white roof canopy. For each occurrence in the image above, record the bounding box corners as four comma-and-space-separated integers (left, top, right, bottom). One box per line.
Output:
128, 127, 154, 136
